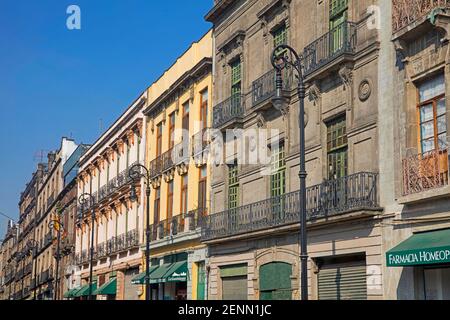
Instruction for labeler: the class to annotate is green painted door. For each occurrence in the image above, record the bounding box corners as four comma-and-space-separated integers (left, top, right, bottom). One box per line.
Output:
197, 262, 206, 300
259, 262, 292, 300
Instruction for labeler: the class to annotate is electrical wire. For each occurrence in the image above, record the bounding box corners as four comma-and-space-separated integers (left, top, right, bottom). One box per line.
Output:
0, 210, 17, 222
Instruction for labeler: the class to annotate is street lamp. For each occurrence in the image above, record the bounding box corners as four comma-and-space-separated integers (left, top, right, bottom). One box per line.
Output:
78, 193, 97, 301
271, 44, 308, 301
49, 203, 64, 300
128, 163, 151, 301
26, 239, 38, 300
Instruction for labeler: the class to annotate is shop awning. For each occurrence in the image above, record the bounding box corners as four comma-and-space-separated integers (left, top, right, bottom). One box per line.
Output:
387, 229, 450, 267
149, 263, 172, 284
93, 278, 117, 295
164, 261, 188, 282
73, 282, 97, 297
131, 266, 159, 285
63, 288, 80, 299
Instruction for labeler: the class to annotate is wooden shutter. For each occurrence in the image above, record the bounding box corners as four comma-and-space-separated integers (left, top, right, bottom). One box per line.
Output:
123, 268, 139, 300
318, 262, 367, 300
197, 262, 206, 300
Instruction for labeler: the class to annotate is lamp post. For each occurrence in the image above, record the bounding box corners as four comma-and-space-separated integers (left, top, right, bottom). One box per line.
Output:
49, 204, 64, 300
26, 239, 38, 300
271, 44, 308, 300
78, 193, 96, 301
128, 163, 151, 301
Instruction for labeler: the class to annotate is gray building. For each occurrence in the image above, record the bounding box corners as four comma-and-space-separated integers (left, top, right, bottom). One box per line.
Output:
203, 0, 384, 300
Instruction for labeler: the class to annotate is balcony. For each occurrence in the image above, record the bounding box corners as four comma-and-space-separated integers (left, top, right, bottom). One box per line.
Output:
80, 162, 140, 213
202, 172, 379, 242
252, 68, 293, 108
162, 147, 175, 173
192, 128, 211, 157
24, 262, 33, 275
303, 22, 357, 78
150, 155, 163, 179
173, 141, 190, 166
402, 149, 449, 197
392, 0, 450, 34
212, 94, 245, 130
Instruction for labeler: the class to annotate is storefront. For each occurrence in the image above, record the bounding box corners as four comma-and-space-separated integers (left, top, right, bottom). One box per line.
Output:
386, 228, 450, 300
131, 257, 188, 300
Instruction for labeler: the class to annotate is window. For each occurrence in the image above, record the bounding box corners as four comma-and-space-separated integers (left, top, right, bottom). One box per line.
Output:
198, 166, 207, 214
200, 89, 209, 130
167, 181, 174, 221
181, 175, 188, 214
327, 116, 348, 180
273, 24, 288, 49
228, 162, 239, 209
156, 123, 163, 157
182, 102, 190, 142
169, 112, 176, 149
230, 59, 242, 107
270, 143, 286, 198
418, 74, 447, 153
330, 0, 348, 52
154, 188, 161, 224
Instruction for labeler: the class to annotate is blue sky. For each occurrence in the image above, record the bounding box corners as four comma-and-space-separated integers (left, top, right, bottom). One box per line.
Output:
0, 1, 211, 235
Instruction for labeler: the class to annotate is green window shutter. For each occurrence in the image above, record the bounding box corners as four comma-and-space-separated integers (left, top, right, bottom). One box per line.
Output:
327, 117, 348, 179
231, 59, 242, 99
220, 264, 247, 278
259, 262, 292, 301
270, 144, 286, 198
197, 262, 206, 300
273, 24, 288, 48
228, 163, 239, 210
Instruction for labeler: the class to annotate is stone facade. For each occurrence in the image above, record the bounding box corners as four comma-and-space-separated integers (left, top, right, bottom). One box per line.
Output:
204, 0, 385, 300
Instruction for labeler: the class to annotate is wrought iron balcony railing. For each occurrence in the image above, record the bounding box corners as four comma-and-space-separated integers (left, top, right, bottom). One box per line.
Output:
402, 149, 449, 196
303, 21, 357, 76
392, 0, 450, 34
252, 68, 293, 107
162, 147, 175, 172
192, 128, 211, 156
173, 140, 190, 165
186, 207, 208, 231
202, 172, 379, 241
150, 155, 163, 179
212, 94, 245, 129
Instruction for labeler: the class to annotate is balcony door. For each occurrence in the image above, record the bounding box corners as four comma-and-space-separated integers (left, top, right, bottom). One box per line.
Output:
417, 74, 448, 186
326, 116, 348, 211
156, 123, 163, 157
230, 59, 242, 111
198, 166, 207, 216
329, 0, 348, 54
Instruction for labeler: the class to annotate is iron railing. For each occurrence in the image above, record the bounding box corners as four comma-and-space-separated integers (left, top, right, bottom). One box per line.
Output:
80, 162, 140, 213
162, 147, 175, 172
212, 94, 245, 129
186, 207, 208, 231
173, 140, 190, 165
192, 128, 211, 156
392, 0, 450, 33
303, 21, 357, 76
402, 149, 449, 196
202, 172, 379, 241
252, 68, 293, 107
150, 155, 163, 179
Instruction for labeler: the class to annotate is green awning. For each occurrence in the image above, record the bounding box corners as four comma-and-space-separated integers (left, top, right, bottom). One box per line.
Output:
73, 282, 97, 297
387, 229, 450, 267
131, 266, 159, 285
93, 278, 117, 295
150, 263, 172, 284
63, 288, 80, 299
164, 261, 188, 282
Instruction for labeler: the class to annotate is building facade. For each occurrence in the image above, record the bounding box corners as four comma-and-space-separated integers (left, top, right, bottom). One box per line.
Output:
74, 93, 147, 300
14, 164, 45, 300
203, 0, 384, 300
380, 0, 450, 300
141, 30, 213, 300
0, 222, 18, 300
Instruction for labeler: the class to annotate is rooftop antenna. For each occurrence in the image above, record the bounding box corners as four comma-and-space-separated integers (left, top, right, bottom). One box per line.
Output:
33, 149, 49, 163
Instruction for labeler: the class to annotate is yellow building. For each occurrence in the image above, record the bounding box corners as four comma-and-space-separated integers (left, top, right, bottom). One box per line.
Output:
137, 30, 212, 300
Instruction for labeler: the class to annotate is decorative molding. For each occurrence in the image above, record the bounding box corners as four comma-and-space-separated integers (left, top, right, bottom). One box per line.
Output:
338, 64, 353, 87
358, 79, 372, 102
